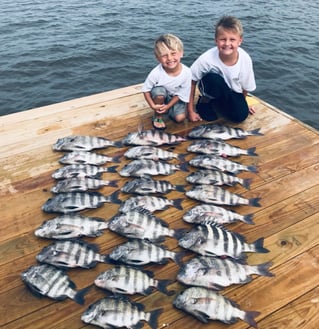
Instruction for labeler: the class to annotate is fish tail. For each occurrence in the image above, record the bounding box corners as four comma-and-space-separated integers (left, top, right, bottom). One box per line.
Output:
178, 153, 188, 162
252, 237, 270, 253
112, 155, 122, 163
179, 162, 189, 172
175, 185, 186, 193
249, 197, 262, 207
242, 178, 252, 190
242, 213, 255, 225
247, 147, 258, 156
257, 261, 275, 277
157, 279, 175, 295
173, 228, 188, 240
243, 310, 260, 328
105, 165, 118, 173
107, 180, 119, 187
247, 165, 258, 173
173, 198, 184, 210
74, 285, 91, 305
107, 190, 122, 204
113, 140, 123, 148
249, 128, 263, 136
148, 308, 163, 329
173, 251, 187, 266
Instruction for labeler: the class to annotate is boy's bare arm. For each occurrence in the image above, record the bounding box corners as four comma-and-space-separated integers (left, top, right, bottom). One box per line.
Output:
187, 80, 202, 122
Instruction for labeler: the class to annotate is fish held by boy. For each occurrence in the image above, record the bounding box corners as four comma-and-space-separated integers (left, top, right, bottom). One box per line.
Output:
185, 185, 261, 207
124, 145, 186, 161
21, 264, 89, 305
178, 222, 269, 259
173, 286, 260, 328
58, 150, 121, 165
177, 256, 274, 290
34, 213, 109, 239
41, 191, 121, 214
81, 295, 162, 329
53, 135, 122, 151
36, 239, 109, 269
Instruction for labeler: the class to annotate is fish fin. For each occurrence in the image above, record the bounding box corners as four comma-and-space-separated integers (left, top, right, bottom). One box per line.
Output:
249, 197, 262, 207
242, 213, 255, 225
173, 198, 184, 210
74, 285, 91, 305
243, 310, 261, 328
249, 128, 264, 136
243, 178, 253, 190
148, 308, 163, 329
247, 165, 258, 173
252, 237, 270, 253
105, 165, 118, 173
193, 310, 210, 323
247, 147, 258, 156
175, 184, 186, 193
157, 279, 174, 295
257, 261, 275, 277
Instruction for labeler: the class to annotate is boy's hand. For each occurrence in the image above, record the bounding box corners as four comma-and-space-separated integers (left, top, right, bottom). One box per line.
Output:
154, 104, 169, 114
249, 106, 256, 115
188, 111, 202, 122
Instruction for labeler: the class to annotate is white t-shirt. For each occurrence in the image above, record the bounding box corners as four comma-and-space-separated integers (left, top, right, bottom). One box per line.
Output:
191, 47, 256, 93
142, 63, 192, 103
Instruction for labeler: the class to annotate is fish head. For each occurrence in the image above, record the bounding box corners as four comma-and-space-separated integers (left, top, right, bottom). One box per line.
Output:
178, 229, 203, 249
188, 125, 207, 138
81, 302, 100, 324
34, 220, 57, 238
36, 245, 71, 267
21, 265, 50, 295
52, 137, 72, 151
109, 244, 130, 261
122, 132, 140, 145
94, 269, 121, 288
177, 259, 205, 284
108, 214, 130, 231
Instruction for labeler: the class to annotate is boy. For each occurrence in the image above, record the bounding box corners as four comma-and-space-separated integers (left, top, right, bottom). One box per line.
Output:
142, 34, 192, 130
188, 16, 256, 123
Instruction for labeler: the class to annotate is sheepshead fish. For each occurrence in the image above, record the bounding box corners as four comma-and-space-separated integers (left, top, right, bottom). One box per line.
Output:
52, 164, 118, 180
119, 159, 188, 177
108, 209, 182, 242
185, 185, 261, 207
21, 264, 89, 304
41, 191, 121, 214
58, 151, 121, 165
188, 123, 263, 140
51, 177, 119, 193
36, 239, 109, 269
186, 169, 251, 189
178, 222, 269, 259
189, 154, 258, 174
187, 139, 257, 157
123, 129, 187, 146
183, 204, 254, 225
34, 213, 109, 239
53, 135, 122, 151
119, 195, 183, 213
173, 286, 260, 328
81, 295, 162, 329
177, 256, 274, 290
121, 177, 185, 195
94, 265, 173, 295
109, 239, 184, 266
124, 145, 186, 161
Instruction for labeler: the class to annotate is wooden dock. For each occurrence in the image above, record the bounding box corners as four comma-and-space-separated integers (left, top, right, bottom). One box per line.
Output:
0, 84, 318, 329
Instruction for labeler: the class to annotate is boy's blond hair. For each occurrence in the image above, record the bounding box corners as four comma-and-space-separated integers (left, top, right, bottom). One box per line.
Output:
154, 34, 184, 57
215, 16, 244, 38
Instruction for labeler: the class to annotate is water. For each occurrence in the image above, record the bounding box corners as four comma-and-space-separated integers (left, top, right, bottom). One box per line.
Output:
0, 0, 318, 129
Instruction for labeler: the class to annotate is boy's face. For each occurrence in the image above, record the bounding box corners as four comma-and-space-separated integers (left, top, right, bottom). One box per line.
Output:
156, 46, 183, 73
215, 27, 242, 58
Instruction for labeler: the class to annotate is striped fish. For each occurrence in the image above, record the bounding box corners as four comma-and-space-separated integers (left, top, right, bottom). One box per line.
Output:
34, 213, 109, 239
94, 265, 173, 295
53, 135, 122, 151
109, 239, 184, 266
119, 159, 188, 177
124, 145, 186, 161
121, 177, 185, 195
173, 287, 260, 328
81, 295, 162, 329
108, 209, 182, 242
119, 195, 183, 213
58, 151, 121, 165
178, 222, 269, 259
41, 191, 121, 213
21, 264, 89, 304
183, 204, 254, 225
36, 239, 109, 269
187, 139, 257, 157
186, 169, 251, 189
122, 129, 187, 146
52, 164, 118, 180
189, 154, 258, 174
177, 256, 274, 290
185, 185, 261, 207
51, 177, 119, 193
188, 123, 263, 140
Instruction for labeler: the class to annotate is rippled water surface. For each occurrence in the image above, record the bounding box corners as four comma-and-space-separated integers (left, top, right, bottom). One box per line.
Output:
0, 0, 318, 129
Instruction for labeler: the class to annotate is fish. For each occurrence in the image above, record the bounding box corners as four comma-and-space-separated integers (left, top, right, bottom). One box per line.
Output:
186, 169, 252, 189
122, 129, 187, 146
36, 239, 109, 269
187, 139, 257, 157
58, 151, 121, 165
21, 264, 89, 304
108, 209, 183, 242
53, 135, 122, 151
81, 295, 162, 329
183, 204, 254, 225
177, 256, 274, 290
52, 164, 118, 180
185, 185, 261, 207
51, 177, 119, 193
124, 145, 186, 161
109, 239, 185, 266
189, 154, 258, 174
119, 159, 188, 177
94, 265, 173, 296
119, 195, 183, 213
188, 123, 263, 140
34, 213, 109, 239
121, 177, 185, 195
178, 222, 269, 259
41, 191, 121, 213
173, 286, 260, 328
